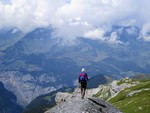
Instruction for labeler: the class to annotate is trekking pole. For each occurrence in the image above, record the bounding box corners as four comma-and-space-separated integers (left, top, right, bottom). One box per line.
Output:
85, 85, 88, 98
71, 84, 80, 98
85, 79, 89, 98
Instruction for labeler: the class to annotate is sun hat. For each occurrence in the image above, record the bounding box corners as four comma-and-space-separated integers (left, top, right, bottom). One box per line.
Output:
81, 68, 86, 72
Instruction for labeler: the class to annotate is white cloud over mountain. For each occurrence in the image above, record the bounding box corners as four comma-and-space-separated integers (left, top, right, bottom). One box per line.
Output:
140, 23, 150, 41
84, 28, 105, 40
0, 0, 150, 41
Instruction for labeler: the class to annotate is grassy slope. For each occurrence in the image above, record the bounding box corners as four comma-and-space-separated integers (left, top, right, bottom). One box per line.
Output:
108, 80, 150, 113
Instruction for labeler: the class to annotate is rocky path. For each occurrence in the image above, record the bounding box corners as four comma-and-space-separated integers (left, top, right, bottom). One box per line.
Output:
45, 89, 122, 113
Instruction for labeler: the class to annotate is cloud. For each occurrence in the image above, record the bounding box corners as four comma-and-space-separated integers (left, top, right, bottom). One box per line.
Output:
126, 26, 138, 35
108, 31, 125, 44
109, 32, 119, 42
140, 23, 150, 41
0, 0, 150, 41
84, 28, 105, 40
0, 0, 11, 4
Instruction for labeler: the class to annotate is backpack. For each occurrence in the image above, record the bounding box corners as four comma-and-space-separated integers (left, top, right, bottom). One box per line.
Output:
79, 76, 86, 81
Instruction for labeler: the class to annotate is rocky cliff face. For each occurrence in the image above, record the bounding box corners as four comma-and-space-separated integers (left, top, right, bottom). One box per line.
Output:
45, 89, 122, 113
0, 71, 61, 107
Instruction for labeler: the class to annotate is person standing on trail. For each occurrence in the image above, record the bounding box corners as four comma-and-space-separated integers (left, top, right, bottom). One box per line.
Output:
78, 68, 88, 99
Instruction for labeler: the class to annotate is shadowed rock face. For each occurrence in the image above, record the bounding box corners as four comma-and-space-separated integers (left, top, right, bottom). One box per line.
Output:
45, 96, 122, 113
0, 82, 23, 113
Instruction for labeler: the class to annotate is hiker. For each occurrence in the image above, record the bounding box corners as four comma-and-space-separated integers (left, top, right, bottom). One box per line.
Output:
78, 68, 88, 99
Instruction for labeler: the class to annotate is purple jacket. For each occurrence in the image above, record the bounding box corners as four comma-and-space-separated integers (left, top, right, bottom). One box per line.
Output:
78, 72, 88, 82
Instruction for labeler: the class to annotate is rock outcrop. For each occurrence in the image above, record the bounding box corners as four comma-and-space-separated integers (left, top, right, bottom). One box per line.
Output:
89, 77, 140, 101
45, 88, 122, 113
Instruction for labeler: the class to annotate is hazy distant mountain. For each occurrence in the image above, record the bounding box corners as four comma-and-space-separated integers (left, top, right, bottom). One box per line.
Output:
0, 28, 25, 50
0, 26, 150, 107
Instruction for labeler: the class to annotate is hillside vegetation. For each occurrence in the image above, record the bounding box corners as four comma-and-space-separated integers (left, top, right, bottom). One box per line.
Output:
94, 77, 150, 113
109, 80, 150, 113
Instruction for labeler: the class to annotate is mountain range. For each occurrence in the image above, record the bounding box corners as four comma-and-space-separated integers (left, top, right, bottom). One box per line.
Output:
0, 25, 150, 108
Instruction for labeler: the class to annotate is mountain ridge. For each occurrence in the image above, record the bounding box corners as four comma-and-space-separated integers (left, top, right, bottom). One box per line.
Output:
44, 88, 122, 113
0, 26, 150, 107
21, 76, 150, 113
45, 97, 122, 113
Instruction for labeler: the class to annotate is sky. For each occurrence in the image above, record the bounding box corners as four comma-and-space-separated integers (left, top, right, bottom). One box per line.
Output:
0, 0, 150, 42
